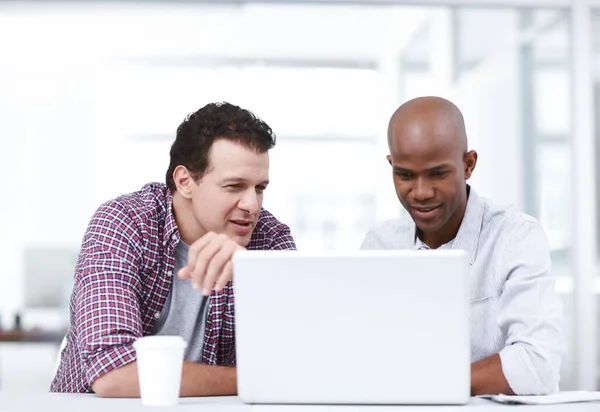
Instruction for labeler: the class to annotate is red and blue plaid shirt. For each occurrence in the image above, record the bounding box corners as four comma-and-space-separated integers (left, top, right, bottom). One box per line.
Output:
50, 183, 296, 393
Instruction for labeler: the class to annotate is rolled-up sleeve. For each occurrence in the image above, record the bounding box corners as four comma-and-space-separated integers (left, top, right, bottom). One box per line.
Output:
496, 220, 566, 395
73, 202, 144, 387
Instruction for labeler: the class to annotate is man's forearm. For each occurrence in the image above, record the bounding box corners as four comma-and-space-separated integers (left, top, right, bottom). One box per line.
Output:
92, 361, 237, 398
471, 354, 514, 396
181, 361, 237, 396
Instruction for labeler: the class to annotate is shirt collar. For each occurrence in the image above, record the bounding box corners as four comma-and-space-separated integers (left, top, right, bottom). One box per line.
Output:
162, 188, 181, 249
413, 235, 455, 251
449, 185, 484, 265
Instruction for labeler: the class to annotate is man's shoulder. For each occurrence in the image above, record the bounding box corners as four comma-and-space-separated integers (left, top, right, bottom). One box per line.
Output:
247, 208, 295, 251
367, 216, 413, 234
95, 183, 169, 224
473, 194, 548, 258
361, 215, 414, 249
479, 195, 541, 234
254, 208, 291, 236
90, 183, 169, 235
77, 184, 171, 281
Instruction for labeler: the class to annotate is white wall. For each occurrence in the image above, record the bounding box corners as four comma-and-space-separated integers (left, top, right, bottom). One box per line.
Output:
0, 67, 99, 325
0, 2, 428, 321
451, 44, 524, 209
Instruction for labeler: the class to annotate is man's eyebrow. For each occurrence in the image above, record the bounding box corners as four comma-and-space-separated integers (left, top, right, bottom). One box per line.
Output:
220, 177, 270, 186
392, 164, 453, 173
220, 177, 244, 184
426, 164, 454, 171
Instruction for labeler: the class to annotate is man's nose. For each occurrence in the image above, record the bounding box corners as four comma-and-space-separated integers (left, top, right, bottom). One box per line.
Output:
238, 189, 260, 214
412, 178, 434, 201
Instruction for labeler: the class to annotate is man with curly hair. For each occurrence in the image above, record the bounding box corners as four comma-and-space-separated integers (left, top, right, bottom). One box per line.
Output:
51, 102, 296, 397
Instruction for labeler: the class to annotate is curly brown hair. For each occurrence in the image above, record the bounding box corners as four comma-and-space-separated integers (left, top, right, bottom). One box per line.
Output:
165, 102, 276, 192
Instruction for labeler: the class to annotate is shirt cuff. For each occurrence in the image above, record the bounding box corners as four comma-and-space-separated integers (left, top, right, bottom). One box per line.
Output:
85, 342, 137, 387
499, 344, 553, 395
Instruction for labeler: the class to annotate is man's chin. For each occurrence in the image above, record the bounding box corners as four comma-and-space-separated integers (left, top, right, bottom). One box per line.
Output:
410, 217, 442, 233
228, 232, 252, 247
225, 222, 256, 245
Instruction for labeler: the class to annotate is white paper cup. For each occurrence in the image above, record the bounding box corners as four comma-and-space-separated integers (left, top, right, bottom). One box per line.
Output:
133, 335, 187, 406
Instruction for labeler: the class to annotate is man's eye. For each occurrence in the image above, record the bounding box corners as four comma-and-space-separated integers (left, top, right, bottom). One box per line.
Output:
395, 172, 412, 179
226, 184, 243, 190
431, 171, 448, 178
256, 186, 267, 193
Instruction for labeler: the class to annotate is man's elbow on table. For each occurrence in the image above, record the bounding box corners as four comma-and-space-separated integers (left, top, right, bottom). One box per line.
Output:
91, 377, 116, 398
531, 355, 561, 395
91, 362, 140, 398
500, 344, 562, 395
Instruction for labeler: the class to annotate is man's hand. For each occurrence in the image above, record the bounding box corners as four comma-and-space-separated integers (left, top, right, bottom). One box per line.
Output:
471, 354, 514, 395
178, 232, 244, 295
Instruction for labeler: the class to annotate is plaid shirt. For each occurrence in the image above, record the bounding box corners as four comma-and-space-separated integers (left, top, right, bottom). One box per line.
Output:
50, 182, 296, 393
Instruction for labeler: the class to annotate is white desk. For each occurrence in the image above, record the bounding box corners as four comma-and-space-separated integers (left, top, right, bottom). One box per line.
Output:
0, 393, 598, 412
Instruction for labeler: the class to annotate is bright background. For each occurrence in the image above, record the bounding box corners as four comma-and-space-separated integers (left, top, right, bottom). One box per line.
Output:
0, 0, 598, 393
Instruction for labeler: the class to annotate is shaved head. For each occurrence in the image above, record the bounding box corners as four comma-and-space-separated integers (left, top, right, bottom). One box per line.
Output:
386, 96, 477, 249
388, 96, 468, 159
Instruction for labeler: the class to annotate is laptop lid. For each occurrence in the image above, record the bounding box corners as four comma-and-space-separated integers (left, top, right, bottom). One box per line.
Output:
233, 250, 470, 405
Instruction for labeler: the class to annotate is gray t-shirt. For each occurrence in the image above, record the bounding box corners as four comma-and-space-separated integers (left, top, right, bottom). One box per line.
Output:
152, 240, 209, 362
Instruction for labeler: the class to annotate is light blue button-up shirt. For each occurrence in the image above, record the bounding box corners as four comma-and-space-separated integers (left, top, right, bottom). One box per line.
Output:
360, 187, 565, 395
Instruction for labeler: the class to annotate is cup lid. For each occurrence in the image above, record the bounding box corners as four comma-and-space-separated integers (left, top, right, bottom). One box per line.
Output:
133, 335, 187, 350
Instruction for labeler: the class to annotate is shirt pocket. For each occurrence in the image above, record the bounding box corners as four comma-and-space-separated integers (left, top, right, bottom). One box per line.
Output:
470, 295, 492, 305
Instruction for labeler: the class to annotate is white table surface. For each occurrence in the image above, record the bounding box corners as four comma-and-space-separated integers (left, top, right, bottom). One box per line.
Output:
0, 393, 599, 412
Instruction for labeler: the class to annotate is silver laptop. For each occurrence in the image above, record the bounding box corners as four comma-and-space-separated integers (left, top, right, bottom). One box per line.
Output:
232, 250, 470, 405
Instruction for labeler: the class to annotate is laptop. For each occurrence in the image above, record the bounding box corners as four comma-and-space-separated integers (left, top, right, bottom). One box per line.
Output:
232, 250, 470, 405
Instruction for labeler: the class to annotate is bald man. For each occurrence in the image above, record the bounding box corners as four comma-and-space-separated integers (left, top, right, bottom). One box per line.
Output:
361, 96, 565, 396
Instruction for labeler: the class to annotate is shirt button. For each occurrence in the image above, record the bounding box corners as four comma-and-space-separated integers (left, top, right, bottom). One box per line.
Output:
162, 240, 167, 247
171, 234, 177, 241
166, 270, 173, 277
154, 311, 161, 319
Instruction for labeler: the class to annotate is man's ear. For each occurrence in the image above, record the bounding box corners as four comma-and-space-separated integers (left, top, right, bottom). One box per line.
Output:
173, 166, 195, 199
464, 150, 478, 180
387, 154, 393, 166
